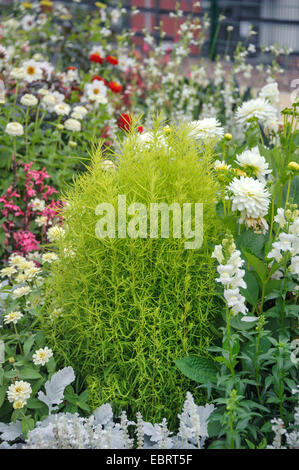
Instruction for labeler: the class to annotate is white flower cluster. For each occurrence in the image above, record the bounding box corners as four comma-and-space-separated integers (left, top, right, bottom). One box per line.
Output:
212, 236, 251, 319
267, 207, 299, 276
267, 386, 299, 449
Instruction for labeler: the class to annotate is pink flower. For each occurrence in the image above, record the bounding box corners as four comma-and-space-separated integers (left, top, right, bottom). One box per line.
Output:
13, 230, 39, 254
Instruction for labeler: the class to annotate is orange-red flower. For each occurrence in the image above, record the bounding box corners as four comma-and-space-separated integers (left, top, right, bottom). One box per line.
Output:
118, 113, 132, 131
89, 53, 105, 64
106, 55, 118, 65
109, 81, 122, 93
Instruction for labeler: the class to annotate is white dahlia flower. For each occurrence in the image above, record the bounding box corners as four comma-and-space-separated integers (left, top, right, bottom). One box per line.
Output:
187, 118, 224, 142
228, 176, 270, 219
235, 97, 277, 128
235, 146, 271, 181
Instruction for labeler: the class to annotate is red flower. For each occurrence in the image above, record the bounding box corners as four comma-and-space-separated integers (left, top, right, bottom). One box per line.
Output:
67, 66, 77, 71
108, 81, 122, 93
118, 113, 132, 132
106, 55, 118, 65
91, 75, 107, 85
89, 53, 105, 64
138, 126, 144, 134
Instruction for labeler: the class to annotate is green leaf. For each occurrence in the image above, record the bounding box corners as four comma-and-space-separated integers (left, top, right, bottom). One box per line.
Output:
21, 416, 35, 439
0, 385, 6, 408
18, 368, 42, 380
26, 397, 46, 410
175, 356, 218, 384
236, 230, 265, 259
23, 335, 36, 357
240, 270, 259, 307
242, 250, 267, 284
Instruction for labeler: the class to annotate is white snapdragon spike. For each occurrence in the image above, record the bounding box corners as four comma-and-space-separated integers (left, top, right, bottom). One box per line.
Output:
212, 236, 251, 320
268, 206, 299, 279
274, 208, 287, 228
259, 82, 280, 106
235, 146, 271, 182
235, 97, 278, 129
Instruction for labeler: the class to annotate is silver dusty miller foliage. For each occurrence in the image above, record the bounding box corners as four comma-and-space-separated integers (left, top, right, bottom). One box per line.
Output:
0, 367, 215, 449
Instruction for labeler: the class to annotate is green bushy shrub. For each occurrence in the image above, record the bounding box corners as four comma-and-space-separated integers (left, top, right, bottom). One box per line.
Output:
40, 121, 222, 428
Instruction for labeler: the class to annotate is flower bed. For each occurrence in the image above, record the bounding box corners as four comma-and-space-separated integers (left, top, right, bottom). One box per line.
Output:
0, 1, 298, 450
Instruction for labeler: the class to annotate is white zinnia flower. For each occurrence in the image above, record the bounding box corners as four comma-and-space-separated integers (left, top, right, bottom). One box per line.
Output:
73, 105, 88, 118
4, 311, 23, 325
187, 118, 224, 142
236, 146, 271, 181
42, 252, 59, 263
5, 122, 24, 136
20, 93, 38, 107
84, 80, 107, 105
31, 198, 45, 212
228, 176, 270, 219
22, 60, 43, 83
21, 14, 35, 31
7, 381, 32, 404
32, 347, 53, 366
102, 160, 116, 171
64, 118, 81, 132
0, 266, 16, 277
12, 285, 32, 299
235, 97, 277, 128
54, 102, 71, 116
47, 225, 65, 242
35, 216, 48, 227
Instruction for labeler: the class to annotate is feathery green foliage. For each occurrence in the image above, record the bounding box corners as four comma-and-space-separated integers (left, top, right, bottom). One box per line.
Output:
40, 120, 222, 429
